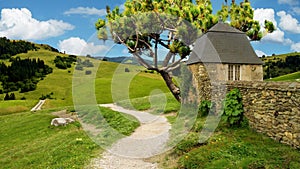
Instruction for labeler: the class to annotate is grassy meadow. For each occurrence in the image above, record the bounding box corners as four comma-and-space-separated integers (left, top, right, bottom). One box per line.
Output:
0, 108, 100, 169
1, 47, 300, 168
0, 47, 170, 111
0, 106, 140, 169
267, 71, 300, 82
153, 116, 300, 169
0, 47, 166, 168
0, 100, 37, 116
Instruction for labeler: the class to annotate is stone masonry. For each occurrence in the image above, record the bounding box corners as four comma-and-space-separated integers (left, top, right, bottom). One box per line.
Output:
189, 64, 300, 148
226, 81, 300, 149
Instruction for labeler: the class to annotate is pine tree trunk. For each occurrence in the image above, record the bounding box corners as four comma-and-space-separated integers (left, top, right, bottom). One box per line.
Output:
159, 70, 181, 102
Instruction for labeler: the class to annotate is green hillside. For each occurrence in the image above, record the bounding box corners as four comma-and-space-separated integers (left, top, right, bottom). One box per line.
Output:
267, 71, 300, 82
262, 52, 300, 80
0, 45, 170, 113
0, 43, 165, 168
1, 42, 299, 169
262, 52, 300, 61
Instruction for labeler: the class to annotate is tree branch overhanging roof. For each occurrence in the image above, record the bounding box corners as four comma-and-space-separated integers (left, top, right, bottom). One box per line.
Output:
187, 22, 264, 65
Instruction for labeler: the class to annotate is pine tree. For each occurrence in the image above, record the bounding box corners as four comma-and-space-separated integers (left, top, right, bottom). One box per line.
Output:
4, 93, 10, 100
9, 93, 16, 100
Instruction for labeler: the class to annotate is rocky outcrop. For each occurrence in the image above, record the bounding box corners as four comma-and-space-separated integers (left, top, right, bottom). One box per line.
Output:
51, 118, 75, 126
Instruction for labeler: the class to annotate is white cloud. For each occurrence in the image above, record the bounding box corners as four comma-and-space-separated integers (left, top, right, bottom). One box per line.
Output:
254, 8, 292, 44
255, 50, 267, 57
263, 29, 293, 44
278, 0, 299, 5
291, 42, 300, 51
64, 7, 106, 16
58, 37, 109, 55
254, 8, 277, 25
0, 8, 74, 40
277, 11, 300, 34
292, 7, 300, 15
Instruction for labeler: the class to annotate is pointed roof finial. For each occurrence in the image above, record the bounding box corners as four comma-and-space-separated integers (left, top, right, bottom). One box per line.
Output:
218, 16, 223, 23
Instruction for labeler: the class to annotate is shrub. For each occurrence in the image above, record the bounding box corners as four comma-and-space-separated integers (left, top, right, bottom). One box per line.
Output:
40, 92, 54, 100
222, 88, 244, 127
82, 59, 94, 67
198, 100, 214, 117
85, 70, 92, 75
75, 65, 83, 71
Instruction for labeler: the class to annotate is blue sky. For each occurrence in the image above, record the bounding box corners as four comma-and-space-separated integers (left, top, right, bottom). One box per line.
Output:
0, 0, 299, 57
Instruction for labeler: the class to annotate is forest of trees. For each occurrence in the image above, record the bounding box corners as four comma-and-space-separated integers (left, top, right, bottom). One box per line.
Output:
0, 57, 52, 93
0, 37, 38, 59
263, 55, 300, 79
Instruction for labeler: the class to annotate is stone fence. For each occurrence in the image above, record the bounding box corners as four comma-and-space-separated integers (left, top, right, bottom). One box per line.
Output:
192, 79, 300, 148
225, 81, 300, 149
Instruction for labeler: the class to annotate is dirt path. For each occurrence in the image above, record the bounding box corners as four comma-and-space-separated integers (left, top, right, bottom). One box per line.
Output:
30, 100, 45, 111
86, 104, 171, 169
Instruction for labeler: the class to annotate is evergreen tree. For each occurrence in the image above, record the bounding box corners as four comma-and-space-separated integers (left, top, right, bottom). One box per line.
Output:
9, 93, 16, 100
4, 93, 10, 100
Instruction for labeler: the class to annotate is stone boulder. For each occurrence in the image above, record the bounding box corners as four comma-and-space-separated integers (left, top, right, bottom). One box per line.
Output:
51, 118, 75, 126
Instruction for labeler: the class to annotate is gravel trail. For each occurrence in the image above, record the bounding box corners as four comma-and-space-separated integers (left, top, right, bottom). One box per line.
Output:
85, 104, 171, 169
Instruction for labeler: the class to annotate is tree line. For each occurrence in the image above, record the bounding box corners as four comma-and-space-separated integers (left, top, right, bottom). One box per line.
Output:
0, 37, 38, 59
0, 57, 52, 93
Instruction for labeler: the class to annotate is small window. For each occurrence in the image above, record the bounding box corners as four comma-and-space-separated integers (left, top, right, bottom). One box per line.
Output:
235, 65, 240, 80
228, 64, 241, 81
228, 65, 234, 80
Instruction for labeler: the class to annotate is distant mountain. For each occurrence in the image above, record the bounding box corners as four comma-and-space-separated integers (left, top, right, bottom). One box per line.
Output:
94, 56, 135, 63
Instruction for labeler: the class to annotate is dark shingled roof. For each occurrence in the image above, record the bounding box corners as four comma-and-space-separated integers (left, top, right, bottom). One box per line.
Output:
187, 22, 263, 65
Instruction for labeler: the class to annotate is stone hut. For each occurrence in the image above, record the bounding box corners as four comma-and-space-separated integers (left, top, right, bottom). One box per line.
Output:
187, 22, 263, 82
